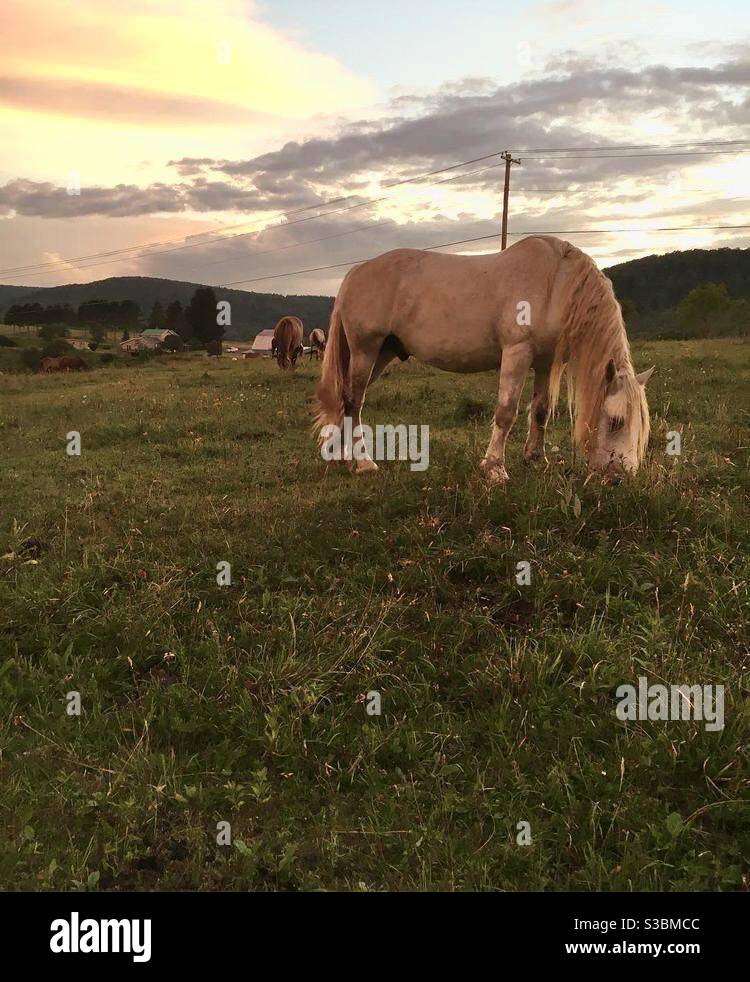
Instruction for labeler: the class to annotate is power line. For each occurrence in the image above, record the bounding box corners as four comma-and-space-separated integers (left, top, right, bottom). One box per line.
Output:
517, 149, 750, 160
5, 220, 748, 317
510, 139, 750, 154
220, 223, 750, 287
0, 152, 517, 279
4, 138, 750, 278
1, 159, 521, 280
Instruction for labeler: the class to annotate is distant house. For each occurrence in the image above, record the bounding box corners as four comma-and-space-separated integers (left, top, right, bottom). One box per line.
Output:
249, 329, 275, 356
120, 329, 181, 353
120, 336, 146, 353
140, 329, 181, 349
70, 339, 95, 351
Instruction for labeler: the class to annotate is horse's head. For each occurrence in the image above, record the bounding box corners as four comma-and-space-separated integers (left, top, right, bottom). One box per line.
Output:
290, 343, 304, 368
590, 362, 654, 477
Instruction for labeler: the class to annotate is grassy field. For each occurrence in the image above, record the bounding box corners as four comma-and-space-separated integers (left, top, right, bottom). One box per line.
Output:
1, 338, 748, 891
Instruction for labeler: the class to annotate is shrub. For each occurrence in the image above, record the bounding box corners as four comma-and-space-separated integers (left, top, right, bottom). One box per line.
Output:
38, 324, 68, 341
0, 335, 17, 347
41, 339, 73, 358
19, 347, 43, 372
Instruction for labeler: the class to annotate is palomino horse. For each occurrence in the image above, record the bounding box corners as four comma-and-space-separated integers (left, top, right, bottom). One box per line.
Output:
314, 236, 654, 482
273, 316, 304, 371
309, 328, 327, 360
39, 355, 89, 373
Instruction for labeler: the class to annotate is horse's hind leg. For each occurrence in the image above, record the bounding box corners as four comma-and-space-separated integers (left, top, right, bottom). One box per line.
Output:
344, 337, 395, 475
481, 342, 533, 485
523, 363, 551, 464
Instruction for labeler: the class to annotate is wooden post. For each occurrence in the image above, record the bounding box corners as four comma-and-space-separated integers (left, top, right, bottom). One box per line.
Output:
500, 151, 521, 250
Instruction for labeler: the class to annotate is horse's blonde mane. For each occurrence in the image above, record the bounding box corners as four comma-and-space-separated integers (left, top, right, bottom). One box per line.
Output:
548, 243, 649, 465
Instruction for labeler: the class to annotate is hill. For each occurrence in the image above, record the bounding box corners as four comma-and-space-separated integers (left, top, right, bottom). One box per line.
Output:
2, 245, 749, 339
0, 276, 334, 341
605, 246, 750, 314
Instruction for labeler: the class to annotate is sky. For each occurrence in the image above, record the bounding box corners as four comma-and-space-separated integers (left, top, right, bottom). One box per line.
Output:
1, 0, 749, 296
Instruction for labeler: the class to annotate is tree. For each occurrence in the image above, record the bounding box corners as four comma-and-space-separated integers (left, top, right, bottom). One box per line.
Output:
117, 300, 141, 329
162, 333, 182, 352
186, 287, 222, 346
619, 296, 637, 323
723, 298, 750, 338
148, 301, 166, 330
166, 300, 191, 344
38, 323, 68, 341
90, 324, 106, 345
676, 282, 731, 338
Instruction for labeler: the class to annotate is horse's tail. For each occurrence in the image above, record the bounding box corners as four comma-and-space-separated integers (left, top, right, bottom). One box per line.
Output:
275, 317, 292, 370
313, 305, 349, 443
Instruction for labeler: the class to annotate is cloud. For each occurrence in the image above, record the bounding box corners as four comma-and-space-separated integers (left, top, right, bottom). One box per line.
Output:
193, 56, 750, 193
0, 76, 271, 127
2, 45, 749, 291
1, 0, 375, 123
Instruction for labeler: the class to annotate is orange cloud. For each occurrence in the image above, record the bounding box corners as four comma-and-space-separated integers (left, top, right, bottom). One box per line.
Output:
3, 0, 375, 121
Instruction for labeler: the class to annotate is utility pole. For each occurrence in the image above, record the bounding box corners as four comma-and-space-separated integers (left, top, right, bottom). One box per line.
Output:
500, 151, 521, 250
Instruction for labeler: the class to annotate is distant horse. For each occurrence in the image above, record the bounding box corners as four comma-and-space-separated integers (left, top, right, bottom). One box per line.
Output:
39, 355, 89, 373
314, 236, 654, 482
309, 328, 327, 360
273, 316, 304, 371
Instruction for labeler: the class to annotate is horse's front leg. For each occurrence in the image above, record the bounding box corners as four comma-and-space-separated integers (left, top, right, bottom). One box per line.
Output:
523, 363, 551, 464
481, 342, 533, 485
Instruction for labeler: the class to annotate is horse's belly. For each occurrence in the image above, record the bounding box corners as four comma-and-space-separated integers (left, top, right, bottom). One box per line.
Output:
403, 324, 501, 374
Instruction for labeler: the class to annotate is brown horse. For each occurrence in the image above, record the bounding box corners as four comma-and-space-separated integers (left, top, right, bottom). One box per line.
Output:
314, 236, 654, 482
39, 355, 89, 373
273, 316, 304, 370
309, 328, 327, 360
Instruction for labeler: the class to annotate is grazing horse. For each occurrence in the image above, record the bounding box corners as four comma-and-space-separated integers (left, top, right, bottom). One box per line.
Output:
309, 328, 327, 360
39, 355, 89, 373
273, 316, 304, 371
314, 236, 654, 482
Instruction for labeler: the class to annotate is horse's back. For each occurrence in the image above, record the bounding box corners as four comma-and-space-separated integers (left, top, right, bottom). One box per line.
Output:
336, 239, 567, 370
59, 355, 87, 370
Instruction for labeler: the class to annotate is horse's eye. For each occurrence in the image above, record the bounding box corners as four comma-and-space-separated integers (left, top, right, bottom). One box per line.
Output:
609, 416, 625, 433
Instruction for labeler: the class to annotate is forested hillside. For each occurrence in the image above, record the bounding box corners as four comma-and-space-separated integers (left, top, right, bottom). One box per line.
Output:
0, 277, 334, 340
606, 247, 750, 313
2, 245, 749, 341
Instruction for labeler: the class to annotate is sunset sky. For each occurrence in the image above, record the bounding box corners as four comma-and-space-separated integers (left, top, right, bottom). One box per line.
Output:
1, 0, 749, 295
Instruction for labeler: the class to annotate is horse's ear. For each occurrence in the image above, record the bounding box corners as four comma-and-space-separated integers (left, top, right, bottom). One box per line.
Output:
636, 366, 656, 387
605, 359, 617, 386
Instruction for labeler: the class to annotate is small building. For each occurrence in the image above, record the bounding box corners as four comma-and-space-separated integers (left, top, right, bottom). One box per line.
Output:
120, 336, 147, 353
140, 329, 181, 349
249, 329, 275, 356
120, 329, 181, 353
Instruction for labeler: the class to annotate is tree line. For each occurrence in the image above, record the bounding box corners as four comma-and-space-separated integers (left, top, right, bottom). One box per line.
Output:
623, 283, 750, 339
147, 288, 225, 346
4, 287, 226, 347
4, 278, 748, 342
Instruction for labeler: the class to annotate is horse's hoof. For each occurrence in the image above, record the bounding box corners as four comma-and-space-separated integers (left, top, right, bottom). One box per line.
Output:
523, 450, 547, 466
480, 459, 509, 484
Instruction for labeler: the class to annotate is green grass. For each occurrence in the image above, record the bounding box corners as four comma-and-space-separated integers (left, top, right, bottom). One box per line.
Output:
1, 339, 748, 891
